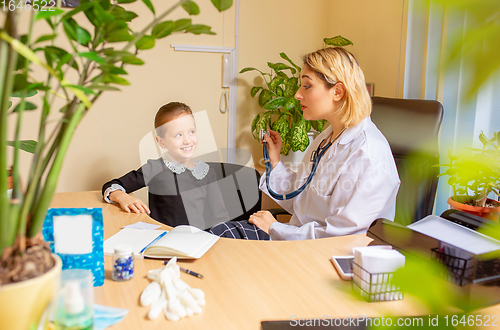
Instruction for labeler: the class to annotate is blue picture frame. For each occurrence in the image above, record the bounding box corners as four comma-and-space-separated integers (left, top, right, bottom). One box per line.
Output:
43, 208, 104, 286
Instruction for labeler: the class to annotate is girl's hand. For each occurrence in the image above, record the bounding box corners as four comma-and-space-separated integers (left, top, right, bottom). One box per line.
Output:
109, 190, 151, 214
248, 210, 277, 234
262, 130, 282, 170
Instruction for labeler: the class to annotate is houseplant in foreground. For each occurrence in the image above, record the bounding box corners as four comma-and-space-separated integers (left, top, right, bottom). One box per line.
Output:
437, 131, 500, 221
240, 35, 353, 155
0, 0, 232, 328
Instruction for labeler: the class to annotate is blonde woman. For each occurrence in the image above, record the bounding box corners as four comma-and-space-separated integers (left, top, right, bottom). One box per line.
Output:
210, 47, 400, 240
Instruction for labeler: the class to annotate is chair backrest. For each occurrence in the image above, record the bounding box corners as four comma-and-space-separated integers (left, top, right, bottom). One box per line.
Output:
371, 97, 444, 225
206, 162, 262, 222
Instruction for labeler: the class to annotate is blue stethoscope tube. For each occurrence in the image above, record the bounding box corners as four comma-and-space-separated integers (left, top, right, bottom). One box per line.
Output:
263, 133, 332, 201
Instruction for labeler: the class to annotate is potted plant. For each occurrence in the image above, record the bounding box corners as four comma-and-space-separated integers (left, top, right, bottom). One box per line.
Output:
0, 0, 232, 328
437, 131, 500, 221
240, 36, 353, 156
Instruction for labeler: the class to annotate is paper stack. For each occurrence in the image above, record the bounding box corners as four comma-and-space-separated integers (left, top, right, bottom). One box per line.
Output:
352, 246, 405, 302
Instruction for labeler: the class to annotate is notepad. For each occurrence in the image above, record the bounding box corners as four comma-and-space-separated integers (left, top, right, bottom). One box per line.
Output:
103, 226, 219, 259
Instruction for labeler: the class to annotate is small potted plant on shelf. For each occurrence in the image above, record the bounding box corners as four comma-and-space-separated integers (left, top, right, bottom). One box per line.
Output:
240, 35, 353, 155
0, 0, 232, 328
437, 131, 500, 221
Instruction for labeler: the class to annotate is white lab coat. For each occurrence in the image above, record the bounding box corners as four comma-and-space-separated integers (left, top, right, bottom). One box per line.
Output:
259, 116, 400, 240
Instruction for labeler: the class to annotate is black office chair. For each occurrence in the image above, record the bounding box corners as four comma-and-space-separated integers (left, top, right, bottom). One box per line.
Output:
207, 162, 263, 223
371, 96, 444, 225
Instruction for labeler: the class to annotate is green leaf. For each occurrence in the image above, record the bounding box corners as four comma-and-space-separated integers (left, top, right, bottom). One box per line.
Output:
142, 0, 155, 14
250, 86, 263, 98
152, 21, 176, 39
269, 76, 285, 92
13, 74, 30, 92
284, 77, 299, 98
11, 90, 37, 98
251, 113, 261, 139
271, 114, 290, 137
187, 24, 215, 35
93, 3, 114, 24
268, 62, 296, 74
117, 0, 137, 3
36, 8, 64, 21
323, 35, 353, 47
182, 1, 200, 15
27, 82, 49, 91
102, 74, 131, 85
255, 113, 269, 137
283, 97, 297, 112
291, 119, 310, 152
276, 86, 284, 97
90, 84, 121, 91
35, 34, 57, 43
281, 133, 292, 155
76, 26, 92, 46
264, 97, 286, 110
136, 35, 155, 50
211, 0, 233, 12
6, 140, 38, 153
66, 84, 98, 95
258, 89, 273, 107
44, 47, 78, 72
272, 116, 292, 155
13, 102, 37, 112
106, 29, 135, 43
311, 119, 326, 132
240, 67, 263, 74
106, 66, 128, 75
79, 52, 105, 64
173, 19, 192, 32
7, 101, 12, 109
63, 2, 94, 20
121, 56, 144, 65
280, 52, 301, 72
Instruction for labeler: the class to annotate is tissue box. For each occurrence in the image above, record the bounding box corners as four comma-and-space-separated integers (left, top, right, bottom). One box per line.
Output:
352, 262, 403, 302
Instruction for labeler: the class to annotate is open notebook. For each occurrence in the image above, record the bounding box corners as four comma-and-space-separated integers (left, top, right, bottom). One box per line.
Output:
103, 226, 219, 259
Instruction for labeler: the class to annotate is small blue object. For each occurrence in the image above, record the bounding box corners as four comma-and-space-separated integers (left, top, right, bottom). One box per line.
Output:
43, 208, 105, 287
112, 244, 134, 281
93, 304, 128, 330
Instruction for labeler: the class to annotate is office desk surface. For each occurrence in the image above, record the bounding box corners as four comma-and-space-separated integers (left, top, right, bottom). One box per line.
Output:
51, 191, 499, 329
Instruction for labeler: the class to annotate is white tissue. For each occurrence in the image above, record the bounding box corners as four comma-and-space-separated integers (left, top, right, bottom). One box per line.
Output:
141, 257, 205, 321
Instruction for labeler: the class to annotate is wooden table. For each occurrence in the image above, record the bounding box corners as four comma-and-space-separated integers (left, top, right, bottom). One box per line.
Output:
50, 191, 500, 329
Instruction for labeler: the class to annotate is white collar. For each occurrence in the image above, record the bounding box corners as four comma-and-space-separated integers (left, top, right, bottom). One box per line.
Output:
161, 155, 209, 180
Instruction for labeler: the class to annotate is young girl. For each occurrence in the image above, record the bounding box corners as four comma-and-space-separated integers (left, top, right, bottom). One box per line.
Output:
210, 47, 400, 240
102, 102, 229, 228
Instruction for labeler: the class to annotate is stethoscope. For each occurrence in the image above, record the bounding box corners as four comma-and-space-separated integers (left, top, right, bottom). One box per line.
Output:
261, 127, 346, 200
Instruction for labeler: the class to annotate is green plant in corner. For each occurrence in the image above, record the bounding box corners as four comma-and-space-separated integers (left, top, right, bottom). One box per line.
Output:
240, 35, 353, 155
0, 0, 233, 284
436, 131, 500, 207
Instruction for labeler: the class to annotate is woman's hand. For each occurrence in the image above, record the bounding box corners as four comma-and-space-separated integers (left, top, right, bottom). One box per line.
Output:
262, 130, 282, 170
248, 210, 277, 234
109, 190, 151, 214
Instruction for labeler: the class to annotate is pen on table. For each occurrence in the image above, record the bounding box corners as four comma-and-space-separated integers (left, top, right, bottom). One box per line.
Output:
139, 231, 167, 254
164, 261, 204, 279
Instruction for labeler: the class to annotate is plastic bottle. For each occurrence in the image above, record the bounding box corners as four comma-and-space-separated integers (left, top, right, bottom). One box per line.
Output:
55, 281, 93, 330
112, 244, 134, 281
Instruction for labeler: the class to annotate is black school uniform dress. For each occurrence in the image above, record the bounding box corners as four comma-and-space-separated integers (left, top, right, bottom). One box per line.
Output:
102, 157, 229, 229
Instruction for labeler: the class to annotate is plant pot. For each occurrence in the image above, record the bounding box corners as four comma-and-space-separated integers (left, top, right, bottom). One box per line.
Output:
447, 196, 500, 222
7, 169, 12, 199
281, 131, 317, 171
0, 254, 62, 329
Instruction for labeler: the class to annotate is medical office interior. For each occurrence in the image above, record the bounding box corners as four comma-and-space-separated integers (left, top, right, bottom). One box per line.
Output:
4, 0, 500, 328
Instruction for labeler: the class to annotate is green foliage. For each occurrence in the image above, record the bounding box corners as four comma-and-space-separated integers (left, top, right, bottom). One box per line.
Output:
240, 37, 351, 155
430, 0, 500, 97
323, 35, 353, 47
436, 131, 500, 207
0, 0, 233, 257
